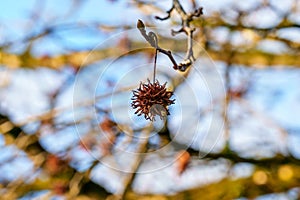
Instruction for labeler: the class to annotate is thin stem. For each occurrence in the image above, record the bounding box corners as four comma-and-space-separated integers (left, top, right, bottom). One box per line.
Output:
153, 48, 158, 83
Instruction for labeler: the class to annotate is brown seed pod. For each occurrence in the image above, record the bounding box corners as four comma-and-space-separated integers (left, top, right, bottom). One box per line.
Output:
131, 79, 175, 121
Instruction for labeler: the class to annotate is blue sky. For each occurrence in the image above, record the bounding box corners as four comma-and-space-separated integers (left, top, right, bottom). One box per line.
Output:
0, 0, 148, 56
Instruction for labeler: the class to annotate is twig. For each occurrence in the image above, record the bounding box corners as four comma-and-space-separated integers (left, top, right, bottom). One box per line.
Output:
154, 5, 174, 20
154, 0, 203, 71
137, 20, 179, 70
137, 0, 203, 72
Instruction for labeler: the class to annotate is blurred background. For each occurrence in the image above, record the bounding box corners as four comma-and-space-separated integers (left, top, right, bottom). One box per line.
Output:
0, 0, 300, 199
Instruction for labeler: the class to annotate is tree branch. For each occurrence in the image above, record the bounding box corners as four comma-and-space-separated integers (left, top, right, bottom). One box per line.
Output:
155, 0, 203, 71
137, 19, 179, 70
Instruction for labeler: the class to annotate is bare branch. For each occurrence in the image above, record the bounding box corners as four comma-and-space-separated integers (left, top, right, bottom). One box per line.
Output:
171, 0, 203, 71
153, 0, 203, 71
154, 5, 174, 20
137, 19, 179, 69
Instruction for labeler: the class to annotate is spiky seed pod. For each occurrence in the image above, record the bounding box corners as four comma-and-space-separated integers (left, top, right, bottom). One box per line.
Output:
131, 79, 175, 121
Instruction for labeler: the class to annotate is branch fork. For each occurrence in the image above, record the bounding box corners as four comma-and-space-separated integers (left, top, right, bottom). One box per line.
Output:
138, 0, 203, 72
137, 20, 178, 70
